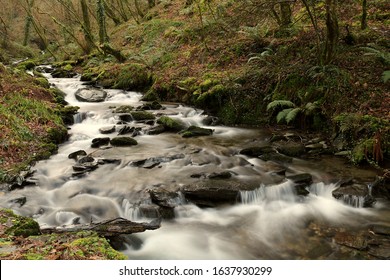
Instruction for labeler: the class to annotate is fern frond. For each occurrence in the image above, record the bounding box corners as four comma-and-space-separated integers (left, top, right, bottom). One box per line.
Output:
276, 108, 293, 123
286, 108, 301, 124
266, 100, 295, 111
382, 70, 390, 83
304, 102, 318, 113
247, 56, 263, 63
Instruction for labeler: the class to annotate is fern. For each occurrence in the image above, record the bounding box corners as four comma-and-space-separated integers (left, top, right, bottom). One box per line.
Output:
276, 108, 293, 123
361, 47, 390, 66
266, 100, 295, 111
285, 107, 302, 124
382, 70, 390, 83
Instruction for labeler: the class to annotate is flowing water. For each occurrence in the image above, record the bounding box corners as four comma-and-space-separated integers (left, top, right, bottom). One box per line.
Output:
1, 74, 389, 259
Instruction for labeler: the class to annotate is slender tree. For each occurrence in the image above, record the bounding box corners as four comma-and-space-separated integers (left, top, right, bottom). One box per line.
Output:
97, 0, 109, 44
361, 0, 368, 30
80, 0, 95, 52
22, 0, 35, 46
324, 0, 339, 64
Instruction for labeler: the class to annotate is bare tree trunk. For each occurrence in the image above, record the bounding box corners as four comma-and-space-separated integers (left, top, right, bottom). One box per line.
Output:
324, 0, 339, 64
40, 217, 161, 237
134, 0, 145, 18
361, 0, 368, 30
0, 15, 8, 47
301, 0, 323, 63
104, 1, 122, 25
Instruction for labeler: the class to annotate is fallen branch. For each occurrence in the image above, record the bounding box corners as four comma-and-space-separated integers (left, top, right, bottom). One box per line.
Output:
40, 217, 161, 237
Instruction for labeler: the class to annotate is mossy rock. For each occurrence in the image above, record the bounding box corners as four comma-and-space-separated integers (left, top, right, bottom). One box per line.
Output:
112, 63, 152, 91
128, 111, 156, 121
157, 116, 187, 132
16, 60, 37, 71
33, 77, 50, 89
112, 105, 134, 113
180, 126, 214, 138
3, 210, 40, 237
110, 137, 138, 146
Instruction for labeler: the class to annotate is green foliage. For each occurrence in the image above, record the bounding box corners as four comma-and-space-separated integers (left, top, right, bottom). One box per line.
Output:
361, 46, 390, 66
266, 100, 295, 111
382, 70, 390, 83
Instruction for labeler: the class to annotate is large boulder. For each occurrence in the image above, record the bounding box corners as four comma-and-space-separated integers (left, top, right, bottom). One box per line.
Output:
157, 116, 187, 132
75, 88, 107, 102
332, 179, 376, 207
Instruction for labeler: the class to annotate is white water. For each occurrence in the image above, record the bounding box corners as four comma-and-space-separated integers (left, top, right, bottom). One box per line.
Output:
0, 75, 388, 259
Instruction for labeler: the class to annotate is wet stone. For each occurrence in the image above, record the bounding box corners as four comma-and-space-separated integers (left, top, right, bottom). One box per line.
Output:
146, 125, 166, 135
239, 146, 275, 157
180, 126, 213, 138
99, 126, 116, 134
68, 150, 87, 160
75, 88, 107, 102
91, 137, 111, 148
9, 197, 27, 207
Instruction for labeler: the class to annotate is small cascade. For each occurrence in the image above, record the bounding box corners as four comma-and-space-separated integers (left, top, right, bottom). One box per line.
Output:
73, 112, 87, 124
122, 199, 143, 221
240, 181, 297, 205
340, 194, 365, 208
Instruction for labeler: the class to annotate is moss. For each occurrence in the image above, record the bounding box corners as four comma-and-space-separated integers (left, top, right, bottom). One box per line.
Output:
46, 126, 68, 144
16, 60, 37, 71
113, 63, 152, 91
110, 137, 138, 146
157, 116, 187, 131
112, 105, 134, 113
4, 213, 41, 237
34, 77, 50, 89
128, 110, 156, 121
69, 236, 127, 260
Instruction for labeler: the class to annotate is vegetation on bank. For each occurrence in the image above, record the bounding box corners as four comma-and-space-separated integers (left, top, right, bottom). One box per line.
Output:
0, 64, 69, 182
0, 0, 389, 172
0, 209, 127, 260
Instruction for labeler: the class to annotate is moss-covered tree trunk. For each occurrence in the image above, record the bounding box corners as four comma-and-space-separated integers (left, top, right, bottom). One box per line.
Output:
324, 0, 339, 64
97, 0, 109, 44
23, 0, 35, 46
361, 0, 368, 30
148, 0, 156, 9
0, 15, 8, 48
80, 0, 95, 53
280, 2, 292, 27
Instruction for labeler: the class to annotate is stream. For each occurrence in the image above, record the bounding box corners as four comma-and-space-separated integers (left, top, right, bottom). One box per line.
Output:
1, 72, 389, 260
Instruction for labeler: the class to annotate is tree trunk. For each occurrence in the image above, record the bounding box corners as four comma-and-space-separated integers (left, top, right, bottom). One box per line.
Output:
148, 0, 156, 9
324, 0, 339, 64
280, 2, 292, 27
97, 0, 109, 44
80, 0, 95, 53
40, 217, 161, 237
361, 0, 368, 30
23, 0, 35, 46
104, 1, 122, 26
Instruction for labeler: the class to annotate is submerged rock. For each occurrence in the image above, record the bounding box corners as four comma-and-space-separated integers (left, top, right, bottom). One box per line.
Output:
180, 126, 213, 138
75, 88, 107, 102
239, 145, 275, 157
